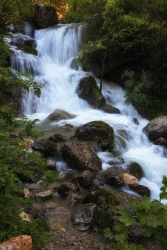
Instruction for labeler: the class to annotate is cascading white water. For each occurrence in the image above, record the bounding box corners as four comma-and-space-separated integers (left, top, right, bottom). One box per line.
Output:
10, 23, 167, 201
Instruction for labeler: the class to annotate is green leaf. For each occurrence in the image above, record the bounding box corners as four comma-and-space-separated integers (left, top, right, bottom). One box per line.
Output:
119, 209, 136, 226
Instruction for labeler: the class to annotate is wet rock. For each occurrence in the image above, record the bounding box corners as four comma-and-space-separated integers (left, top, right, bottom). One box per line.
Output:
127, 162, 144, 180
70, 204, 97, 231
47, 109, 76, 121
75, 121, 114, 152
46, 157, 56, 170
153, 137, 167, 147
0, 235, 32, 250
48, 133, 67, 143
32, 139, 57, 156
35, 190, 53, 201
55, 182, 78, 197
143, 116, 167, 142
103, 167, 125, 188
62, 141, 102, 173
129, 184, 150, 197
100, 104, 120, 114
34, 4, 58, 29
74, 170, 95, 188
132, 117, 139, 125
24, 39, 36, 49
77, 75, 106, 108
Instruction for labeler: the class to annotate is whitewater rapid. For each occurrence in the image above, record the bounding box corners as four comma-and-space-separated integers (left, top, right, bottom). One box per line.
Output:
10, 23, 167, 201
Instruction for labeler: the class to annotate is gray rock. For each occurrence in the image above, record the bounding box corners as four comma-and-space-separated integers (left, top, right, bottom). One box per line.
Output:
100, 104, 120, 114
55, 182, 78, 197
70, 204, 97, 231
143, 116, 167, 141
47, 109, 76, 121
129, 184, 150, 197
32, 139, 57, 156
62, 141, 102, 173
127, 162, 144, 180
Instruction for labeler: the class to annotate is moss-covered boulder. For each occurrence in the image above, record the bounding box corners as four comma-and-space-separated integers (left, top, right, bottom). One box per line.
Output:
61, 141, 102, 173
75, 121, 115, 151
82, 188, 119, 229
77, 75, 106, 108
34, 4, 58, 29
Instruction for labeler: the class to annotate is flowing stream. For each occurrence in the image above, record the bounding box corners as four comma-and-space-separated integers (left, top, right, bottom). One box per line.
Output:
10, 23, 167, 201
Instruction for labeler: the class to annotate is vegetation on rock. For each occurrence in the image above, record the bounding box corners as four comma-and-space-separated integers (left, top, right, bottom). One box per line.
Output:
66, 0, 167, 118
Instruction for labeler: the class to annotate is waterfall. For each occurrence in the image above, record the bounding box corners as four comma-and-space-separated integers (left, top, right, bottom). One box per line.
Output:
10, 23, 167, 201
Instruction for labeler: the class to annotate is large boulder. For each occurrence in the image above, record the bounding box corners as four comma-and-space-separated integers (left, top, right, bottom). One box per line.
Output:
34, 4, 58, 29
127, 162, 144, 180
75, 121, 115, 151
102, 166, 125, 188
0, 235, 32, 250
77, 76, 106, 108
47, 109, 76, 121
129, 184, 150, 197
61, 141, 102, 173
144, 116, 167, 144
32, 139, 57, 156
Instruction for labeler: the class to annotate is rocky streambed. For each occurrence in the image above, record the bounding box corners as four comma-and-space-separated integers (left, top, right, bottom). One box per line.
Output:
15, 115, 167, 250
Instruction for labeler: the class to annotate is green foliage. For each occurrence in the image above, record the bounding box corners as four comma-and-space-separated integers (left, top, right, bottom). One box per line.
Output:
0, 36, 9, 67
122, 70, 167, 118
0, 0, 33, 34
104, 191, 167, 250
0, 102, 56, 249
0, 67, 42, 102
160, 176, 167, 200
67, 0, 167, 117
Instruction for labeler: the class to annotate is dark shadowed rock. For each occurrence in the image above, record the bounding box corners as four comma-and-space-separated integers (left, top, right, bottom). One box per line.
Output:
100, 104, 120, 114
70, 203, 97, 231
77, 75, 106, 108
34, 4, 58, 29
32, 139, 57, 156
143, 116, 167, 141
103, 166, 125, 188
74, 170, 95, 188
55, 182, 78, 197
127, 162, 144, 180
47, 109, 76, 121
129, 184, 150, 197
48, 133, 67, 143
75, 121, 114, 152
61, 141, 102, 173
153, 137, 167, 147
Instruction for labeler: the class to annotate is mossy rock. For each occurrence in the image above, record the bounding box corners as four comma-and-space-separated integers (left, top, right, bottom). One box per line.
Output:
82, 188, 119, 209
75, 120, 115, 151
16, 44, 38, 55
77, 75, 106, 108
83, 188, 119, 229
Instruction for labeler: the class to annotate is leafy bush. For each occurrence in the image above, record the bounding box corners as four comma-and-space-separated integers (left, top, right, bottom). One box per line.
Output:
104, 176, 167, 250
